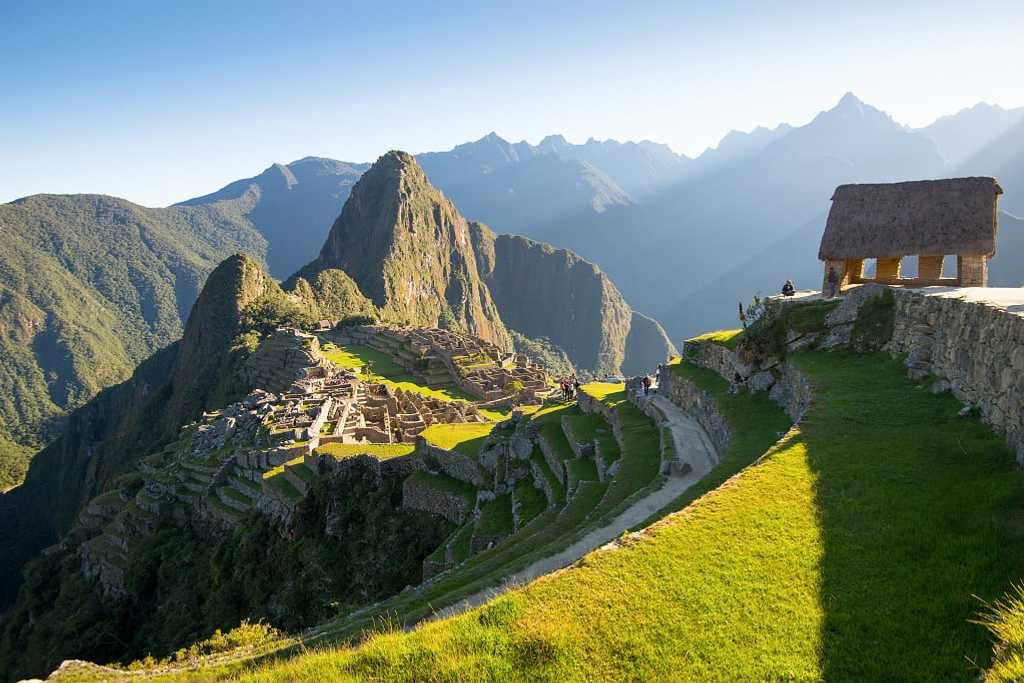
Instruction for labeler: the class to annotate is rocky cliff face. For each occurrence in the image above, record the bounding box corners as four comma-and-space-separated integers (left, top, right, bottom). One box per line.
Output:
470, 223, 675, 377
296, 151, 510, 348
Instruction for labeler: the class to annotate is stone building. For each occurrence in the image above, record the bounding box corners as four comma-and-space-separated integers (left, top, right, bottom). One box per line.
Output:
818, 177, 1003, 293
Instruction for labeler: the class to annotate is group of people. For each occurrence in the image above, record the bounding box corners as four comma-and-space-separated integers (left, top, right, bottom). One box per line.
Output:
559, 375, 580, 401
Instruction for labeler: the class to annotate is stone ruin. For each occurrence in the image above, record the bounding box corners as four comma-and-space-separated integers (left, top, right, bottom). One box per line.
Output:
338, 325, 555, 405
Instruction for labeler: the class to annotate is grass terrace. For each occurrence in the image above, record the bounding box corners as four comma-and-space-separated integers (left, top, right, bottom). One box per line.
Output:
475, 493, 514, 538
688, 328, 743, 349
187, 350, 1024, 682
419, 422, 497, 458
633, 358, 792, 529
513, 476, 547, 527
405, 471, 477, 508
316, 442, 416, 461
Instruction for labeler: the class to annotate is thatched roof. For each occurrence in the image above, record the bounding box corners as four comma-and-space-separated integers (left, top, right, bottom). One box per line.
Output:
818, 177, 1003, 260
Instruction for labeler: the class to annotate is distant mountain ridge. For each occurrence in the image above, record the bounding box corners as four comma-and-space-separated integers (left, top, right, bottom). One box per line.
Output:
177, 156, 369, 278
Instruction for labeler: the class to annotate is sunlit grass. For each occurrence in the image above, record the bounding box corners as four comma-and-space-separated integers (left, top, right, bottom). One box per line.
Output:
177, 351, 1024, 681
316, 442, 416, 460
419, 422, 497, 458
687, 328, 743, 349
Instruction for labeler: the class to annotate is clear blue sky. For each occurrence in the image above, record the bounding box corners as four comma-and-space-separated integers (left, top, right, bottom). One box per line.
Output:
2, 0, 1022, 206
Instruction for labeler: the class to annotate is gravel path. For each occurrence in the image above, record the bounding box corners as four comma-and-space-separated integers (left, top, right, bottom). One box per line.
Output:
429, 391, 717, 620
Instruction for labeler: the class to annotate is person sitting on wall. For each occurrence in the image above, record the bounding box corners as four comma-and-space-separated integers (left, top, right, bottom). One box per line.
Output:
781, 280, 796, 297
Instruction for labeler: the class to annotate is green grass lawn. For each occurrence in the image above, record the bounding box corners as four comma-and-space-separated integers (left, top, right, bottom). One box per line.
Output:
632, 359, 792, 529
475, 493, 513, 538
199, 350, 1024, 682
514, 476, 547, 527
420, 422, 497, 457
316, 442, 416, 461
688, 328, 743, 349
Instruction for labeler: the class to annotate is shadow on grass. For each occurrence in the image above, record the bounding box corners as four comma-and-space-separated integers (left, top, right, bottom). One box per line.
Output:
798, 352, 1024, 681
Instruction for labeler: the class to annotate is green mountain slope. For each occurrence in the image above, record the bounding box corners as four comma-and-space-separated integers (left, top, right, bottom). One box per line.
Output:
0, 254, 297, 609
0, 195, 268, 489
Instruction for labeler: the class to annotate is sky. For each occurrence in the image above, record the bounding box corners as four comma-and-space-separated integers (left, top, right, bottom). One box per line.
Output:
2, 0, 1022, 206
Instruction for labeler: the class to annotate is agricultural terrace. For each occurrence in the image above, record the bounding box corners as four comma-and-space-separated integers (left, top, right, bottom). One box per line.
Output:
153, 351, 1024, 681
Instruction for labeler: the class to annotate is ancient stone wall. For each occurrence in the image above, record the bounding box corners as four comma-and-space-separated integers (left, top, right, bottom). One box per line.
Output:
402, 477, 473, 524
767, 362, 815, 423
887, 289, 1024, 463
416, 439, 486, 487
656, 367, 732, 458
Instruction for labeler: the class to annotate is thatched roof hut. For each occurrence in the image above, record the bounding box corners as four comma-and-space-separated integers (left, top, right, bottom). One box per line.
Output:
818, 177, 1003, 260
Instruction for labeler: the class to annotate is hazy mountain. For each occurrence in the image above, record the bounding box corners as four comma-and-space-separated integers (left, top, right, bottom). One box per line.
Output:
178, 157, 369, 279
531, 134, 691, 199
540, 93, 946, 326
956, 117, 1024, 217
917, 103, 1024, 169
416, 134, 633, 239
469, 224, 675, 377
0, 195, 268, 489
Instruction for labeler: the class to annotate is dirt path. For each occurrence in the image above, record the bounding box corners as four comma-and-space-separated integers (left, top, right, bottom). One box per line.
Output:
430, 391, 717, 620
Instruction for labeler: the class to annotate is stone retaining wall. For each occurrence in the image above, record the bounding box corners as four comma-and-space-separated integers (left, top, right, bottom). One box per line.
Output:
402, 476, 473, 524
416, 438, 486, 487
656, 367, 732, 458
887, 289, 1024, 463
767, 362, 815, 422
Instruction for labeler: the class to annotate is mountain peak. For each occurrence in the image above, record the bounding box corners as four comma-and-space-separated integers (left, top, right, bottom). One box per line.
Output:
298, 150, 510, 347
835, 91, 865, 111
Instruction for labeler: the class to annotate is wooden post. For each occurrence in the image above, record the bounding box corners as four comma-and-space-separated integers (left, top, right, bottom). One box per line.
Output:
844, 259, 864, 283
957, 254, 988, 287
918, 254, 943, 282
876, 257, 902, 282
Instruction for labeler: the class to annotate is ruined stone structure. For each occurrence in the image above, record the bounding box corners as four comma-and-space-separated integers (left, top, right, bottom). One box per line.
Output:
337, 325, 554, 405
819, 177, 1003, 292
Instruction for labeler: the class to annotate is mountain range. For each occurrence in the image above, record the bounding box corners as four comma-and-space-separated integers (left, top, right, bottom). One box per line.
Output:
0, 151, 675, 610
1, 92, 1022, 492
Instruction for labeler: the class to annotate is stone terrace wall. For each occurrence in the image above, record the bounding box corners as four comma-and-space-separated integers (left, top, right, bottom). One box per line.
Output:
656, 367, 732, 457
888, 289, 1024, 463
416, 439, 486, 487
767, 362, 815, 423
402, 476, 473, 524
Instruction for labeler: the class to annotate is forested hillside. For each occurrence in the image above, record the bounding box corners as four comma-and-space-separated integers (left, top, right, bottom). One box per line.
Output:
0, 195, 267, 489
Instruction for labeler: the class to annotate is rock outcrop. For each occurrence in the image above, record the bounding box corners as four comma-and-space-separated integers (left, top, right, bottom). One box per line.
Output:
295, 151, 510, 348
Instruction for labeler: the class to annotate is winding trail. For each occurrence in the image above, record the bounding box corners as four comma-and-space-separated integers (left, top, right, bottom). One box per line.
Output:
430, 390, 717, 621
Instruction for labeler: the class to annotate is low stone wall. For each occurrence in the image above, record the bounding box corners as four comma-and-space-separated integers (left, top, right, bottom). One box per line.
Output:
767, 362, 815, 422
683, 339, 745, 379
537, 433, 566, 485
416, 438, 486, 487
530, 458, 557, 506
656, 366, 732, 458
402, 476, 473, 524
887, 289, 1024, 463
